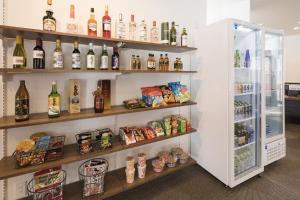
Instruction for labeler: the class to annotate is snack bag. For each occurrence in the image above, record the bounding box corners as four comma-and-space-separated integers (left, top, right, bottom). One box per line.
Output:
168, 82, 190, 103
142, 127, 156, 140
123, 98, 147, 109
159, 85, 176, 104
141, 87, 165, 108
148, 121, 165, 137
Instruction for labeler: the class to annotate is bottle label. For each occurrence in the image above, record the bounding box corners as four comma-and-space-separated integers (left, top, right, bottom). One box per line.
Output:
116, 23, 126, 39
13, 56, 24, 65
67, 23, 78, 33
140, 26, 147, 41
112, 56, 119, 69
53, 52, 63, 68
44, 19, 56, 31
48, 96, 60, 116
88, 22, 97, 32
87, 55, 95, 69
15, 99, 29, 117
100, 56, 108, 69
72, 53, 81, 68
181, 35, 188, 46
103, 20, 111, 31
33, 50, 44, 59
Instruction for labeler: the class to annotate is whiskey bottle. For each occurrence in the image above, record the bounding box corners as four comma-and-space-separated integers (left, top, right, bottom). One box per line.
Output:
170, 22, 177, 46
112, 46, 120, 70
87, 43, 95, 70
33, 37, 45, 69
88, 8, 97, 36
159, 54, 164, 70
15, 80, 29, 122
150, 21, 159, 43
139, 20, 147, 41
102, 5, 111, 38
181, 28, 188, 47
48, 81, 61, 118
130, 55, 137, 70
93, 86, 104, 113
43, 0, 56, 32
66, 4, 78, 34
100, 44, 109, 70
115, 13, 126, 39
129, 15, 137, 40
164, 54, 169, 71
136, 55, 141, 69
72, 41, 81, 69
161, 22, 169, 45
53, 39, 64, 68
13, 35, 27, 69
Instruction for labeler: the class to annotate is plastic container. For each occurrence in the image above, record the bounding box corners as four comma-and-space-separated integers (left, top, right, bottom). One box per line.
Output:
125, 168, 135, 183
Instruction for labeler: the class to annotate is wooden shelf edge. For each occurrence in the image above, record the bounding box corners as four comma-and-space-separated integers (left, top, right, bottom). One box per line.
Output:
0, 102, 197, 129
20, 158, 197, 200
0, 129, 197, 179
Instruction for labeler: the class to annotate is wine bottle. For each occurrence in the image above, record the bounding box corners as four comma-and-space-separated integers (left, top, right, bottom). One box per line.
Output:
53, 39, 64, 68
48, 81, 61, 118
15, 80, 29, 122
33, 37, 45, 69
100, 44, 109, 70
112, 46, 120, 70
13, 35, 27, 69
72, 41, 81, 69
43, 0, 56, 31
87, 43, 95, 70
181, 28, 188, 47
93, 86, 104, 113
170, 21, 177, 46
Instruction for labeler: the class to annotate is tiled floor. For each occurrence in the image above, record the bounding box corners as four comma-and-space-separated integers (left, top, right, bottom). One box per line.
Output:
109, 123, 300, 200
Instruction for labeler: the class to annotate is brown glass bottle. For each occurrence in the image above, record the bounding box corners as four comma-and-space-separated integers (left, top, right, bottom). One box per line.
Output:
93, 87, 104, 113
15, 80, 29, 122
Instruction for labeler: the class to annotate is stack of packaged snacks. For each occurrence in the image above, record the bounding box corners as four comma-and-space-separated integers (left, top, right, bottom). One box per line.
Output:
137, 153, 147, 179
95, 128, 113, 149
148, 121, 165, 137
27, 166, 66, 200
78, 158, 109, 197
123, 98, 147, 109
141, 127, 156, 140
119, 127, 138, 145
159, 85, 176, 104
125, 156, 135, 184
168, 82, 191, 103
45, 136, 65, 161
141, 87, 165, 108
76, 132, 93, 154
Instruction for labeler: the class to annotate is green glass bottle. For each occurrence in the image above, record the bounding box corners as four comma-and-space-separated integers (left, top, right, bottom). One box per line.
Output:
13, 35, 27, 68
170, 22, 177, 46
48, 81, 61, 118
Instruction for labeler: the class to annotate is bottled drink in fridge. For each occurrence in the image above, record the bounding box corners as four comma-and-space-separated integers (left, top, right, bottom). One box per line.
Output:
13, 35, 27, 69
15, 80, 29, 122
33, 37, 45, 69
48, 81, 61, 118
161, 22, 169, 45
181, 28, 188, 47
244, 49, 251, 68
234, 50, 240, 68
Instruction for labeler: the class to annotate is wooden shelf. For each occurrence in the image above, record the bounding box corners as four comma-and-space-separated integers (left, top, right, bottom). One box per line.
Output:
0, 129, 196, 179
21, 157, 196, 200
0, 68, 197, 75
0, 101, 196, 129
0, 25, 197, 53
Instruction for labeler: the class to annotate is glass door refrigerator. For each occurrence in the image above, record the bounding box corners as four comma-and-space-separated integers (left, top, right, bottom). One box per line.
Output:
263, 29, 286, 166
191, 19, 264, 188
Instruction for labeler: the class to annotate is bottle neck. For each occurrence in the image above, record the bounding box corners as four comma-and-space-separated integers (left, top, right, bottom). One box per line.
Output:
51, 84, 57, 93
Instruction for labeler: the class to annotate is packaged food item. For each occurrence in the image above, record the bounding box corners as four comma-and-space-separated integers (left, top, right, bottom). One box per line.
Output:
76, 133, 93, 154
96, 128, 113, 149
138, 165, 146, 179
68, 79, 81, 114
178, 152, 189, 164
47, 136, 65, 150
166, 154, 178, 168
45, 148, 64, 161
125, 168, 135, 183
159, 85, 176, 104
152, 159, 165, 173
158, 151, 170, 164
148, 121, 165, 137
162, 117, 172, 136
126, 156, 135, 170
137, 153, 146, 167
123, 98, 147, 109
168, 82, 190, 103
16, 139, 35, 152
133, 128, 146, 142
30, 132, 47, 143
34, 166, 65, 192
119, 127, 137, 145
142, 127, 156, 140
35, 136, 51, 151
171, 147, 184, 157
141, 87, 165, 108
178, 117, 187, 133
98, 80, 111, 110
171, 115, 179, 135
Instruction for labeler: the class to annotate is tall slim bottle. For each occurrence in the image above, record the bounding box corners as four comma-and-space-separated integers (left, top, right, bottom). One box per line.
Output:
72, 41, 81, 69
139, 20, 147, 41
48, 81, 61, 118
129, 14, 137, 40
33, 37, 45, 69
53, 39, 63, 68
87, 43, 95, 70
13, 35, 27, 69
170, 22, 177, 46
88, 8, 97, 36
115, 13, 126, 39
102, 5, 111, 38
66, 4, 78, 34
150, 21, 159, 43
112, 46, 120, 70
100, 44, 109, 70
15, 80, 29, 122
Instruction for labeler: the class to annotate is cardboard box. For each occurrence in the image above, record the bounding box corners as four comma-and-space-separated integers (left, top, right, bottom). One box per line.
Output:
69, 79, 80, 113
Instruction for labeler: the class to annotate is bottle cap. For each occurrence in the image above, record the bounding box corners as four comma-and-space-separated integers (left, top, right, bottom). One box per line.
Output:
91, 8, 94, 13
36, 37, 43, 47
70, 4, 75, 18
52, 81, 57, 85
153, 21, 156, 26
131, 14, 135, 22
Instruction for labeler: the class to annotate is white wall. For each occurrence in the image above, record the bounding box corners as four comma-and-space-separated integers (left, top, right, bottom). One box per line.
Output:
2, 0, 206, 199
207, 0, 250, 24
284, 35, 300, 83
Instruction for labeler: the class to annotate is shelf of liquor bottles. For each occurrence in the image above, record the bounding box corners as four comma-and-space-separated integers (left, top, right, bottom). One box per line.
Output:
0, 101, 197, 129
0, 68, 197, 75
0, 128, 196, 179
0, 25, 197, 53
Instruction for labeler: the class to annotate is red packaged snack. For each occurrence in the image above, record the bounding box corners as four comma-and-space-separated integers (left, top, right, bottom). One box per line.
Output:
142, 127, 156, 140
159, 85, 176, 104
141, 87, 165, 108
119, 127, 137, 145
133, 128, 146, 142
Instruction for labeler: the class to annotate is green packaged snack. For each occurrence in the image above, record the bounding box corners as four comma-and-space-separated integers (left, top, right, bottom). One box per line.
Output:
178, 118, 187, 133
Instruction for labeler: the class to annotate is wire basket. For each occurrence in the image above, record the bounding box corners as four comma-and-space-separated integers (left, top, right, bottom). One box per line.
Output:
78, 158, 109, 198
27, 170, 66, 200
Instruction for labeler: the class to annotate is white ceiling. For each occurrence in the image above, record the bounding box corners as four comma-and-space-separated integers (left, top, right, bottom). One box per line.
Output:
251, 0, 300, 35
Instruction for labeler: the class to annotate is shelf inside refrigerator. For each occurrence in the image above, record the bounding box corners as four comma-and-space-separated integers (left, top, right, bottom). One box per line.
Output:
235, 141, 255, 151
235, 92, 255, 97
234, 144, 256, 177
234, 116, 255, 123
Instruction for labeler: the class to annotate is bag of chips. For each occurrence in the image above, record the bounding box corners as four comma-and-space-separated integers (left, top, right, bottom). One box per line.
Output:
168, 82, 190, 103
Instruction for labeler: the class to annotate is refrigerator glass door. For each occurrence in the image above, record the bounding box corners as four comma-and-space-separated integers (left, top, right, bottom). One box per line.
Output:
233, 23, 262, 178
265, 33, 284, 139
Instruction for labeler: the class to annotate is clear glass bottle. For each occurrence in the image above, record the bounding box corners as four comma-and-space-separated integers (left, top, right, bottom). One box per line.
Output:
43, 0, 56, 31
100, 44, 109, 70
13, 35, 27, 69
115, 13, 126, 39
181, 28, 188, 47
130, 55, 137, 70
88, 8, 97, 36
170, 21, 177, 46
87, 43, 95, 70
53, 39, 63, 68
102, 5, 111, 38
15, 80, 29, 122
147, 54, 156, 70
129, 14, 137, 40
66, 4, 78, 34
139, 20, 147, 41
150, 21, 159, 43
72, 41, 81, 69
48, 81, 61, 118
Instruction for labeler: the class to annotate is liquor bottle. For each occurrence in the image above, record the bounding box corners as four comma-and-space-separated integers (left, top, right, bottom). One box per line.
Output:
147, 54, 154, 70
98, 80, 111, 110
159, 54, 164, 70
13, 35, 27, 69
244, 49, 251, 68
136, 55, 141, 69
161, 22, 169, 45
88, 8, 97, 36
93, 86, 104, 113
112, 46, 120, 70
129, 14, 137, 40
33, 37, 45, 69
130, 55, 137, 70
100, 44, 109, 70
150, 21, 159, 43
43, 0, 56, 32
115, 13, 126, 39
66, 4, 78, 34
72, 41, 81, 69
170, 22, 177, 46
181, 28, 188, 47
48, 81, 61, 118
234, 50, 240, 68
164, 54, 169, 71
15, 80, 29, 122
102, 5, 111, 38
53, 39, 64, 68
139, 20, 147, 41
87, 43, 95, 70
